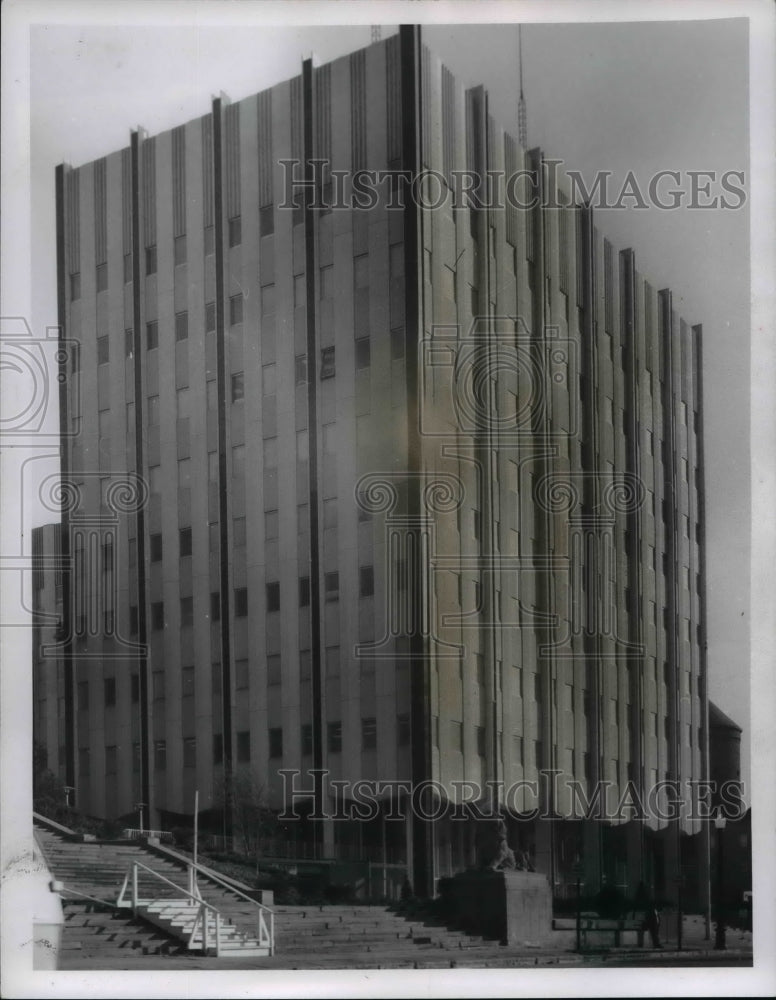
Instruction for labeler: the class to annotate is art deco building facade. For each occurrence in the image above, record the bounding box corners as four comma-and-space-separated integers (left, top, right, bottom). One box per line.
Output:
43, 26, 710, 902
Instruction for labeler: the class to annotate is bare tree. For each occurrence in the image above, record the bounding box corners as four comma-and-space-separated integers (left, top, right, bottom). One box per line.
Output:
212, 769, 276, 857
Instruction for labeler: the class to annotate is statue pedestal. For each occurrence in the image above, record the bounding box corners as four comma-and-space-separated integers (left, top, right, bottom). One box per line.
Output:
438, 869, 553, 946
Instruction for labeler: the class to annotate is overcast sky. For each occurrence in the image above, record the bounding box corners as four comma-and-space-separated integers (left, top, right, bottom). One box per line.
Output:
22, 7, 759, 793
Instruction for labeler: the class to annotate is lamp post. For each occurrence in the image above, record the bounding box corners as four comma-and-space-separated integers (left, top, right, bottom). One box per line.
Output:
135, 801, 147, 836
713, 807, 727, 951
63, 786, 74, 810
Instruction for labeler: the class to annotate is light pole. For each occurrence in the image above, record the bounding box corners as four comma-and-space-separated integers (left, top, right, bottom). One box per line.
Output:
135, 801, 147, 836
63, 786, 74, 810
713, 807, 727, 951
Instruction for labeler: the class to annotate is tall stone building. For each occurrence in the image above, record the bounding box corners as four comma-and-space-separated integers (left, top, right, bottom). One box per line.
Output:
43, 26, 710, 902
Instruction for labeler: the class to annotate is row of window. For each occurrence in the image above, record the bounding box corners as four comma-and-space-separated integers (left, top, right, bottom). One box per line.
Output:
128, 568, 375, 634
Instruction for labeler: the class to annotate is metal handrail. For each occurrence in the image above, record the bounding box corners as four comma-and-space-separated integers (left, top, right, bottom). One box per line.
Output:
117, 860, 224, 956
183, 859, 274, 955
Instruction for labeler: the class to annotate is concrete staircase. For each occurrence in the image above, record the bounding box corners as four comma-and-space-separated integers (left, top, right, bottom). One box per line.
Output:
34, 819, 273, 962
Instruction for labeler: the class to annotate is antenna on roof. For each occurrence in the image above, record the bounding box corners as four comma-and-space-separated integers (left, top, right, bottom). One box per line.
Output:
518, 25, 528, 148
371, 25, 382, 44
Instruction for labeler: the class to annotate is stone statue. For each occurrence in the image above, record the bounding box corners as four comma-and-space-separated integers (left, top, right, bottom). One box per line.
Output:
488, 818, 517, 871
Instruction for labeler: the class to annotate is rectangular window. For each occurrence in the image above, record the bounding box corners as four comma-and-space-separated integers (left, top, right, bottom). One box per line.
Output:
154, 740, 166, 770
361, 717, 377, 751
261, 283, 275, 316
269, 728, 283, 759
301, 723, 313, 757
131, 673, 139, 702
146, 245, 157, 275
70, 272, 81, 301
146, 321, 159, 351
236, 658, 250, 689
174, 234, 187, 266
263, 437, 278, 468
320, 346, 336, 379
228, 216, 242, 247
230, 293, 243, 326
96, 263, 108, 292
204, 225, 215, 256
210, 592, 221, 622
320, 264, 334, 300
150, 532, 163, 562
294, 274, 306, 309
327, 721, 342, 753
129, 606, 138, 636
264, 509, 279, 540
212, 733, 223, 765
233, 516, 246, 547
105, 745, 117, 775
359, 565, 374, 598
390, 327, 405, 361
151, 601, 164, 631
260, 204, 274, 235
102, 677, 116, 707
266, 581, 280, 613
125, 328, 134, 358
206, 301, 216, 333
180, 596, 193, 628
97, 335, 109, 366
78, 747, 90, 776
175, 311, 188, 341
152, 672, 165, 702
231, 372, 245, 403
295, 355, 307, 385
299, 576, 310, 607
355, 337, 370, 369
123, 254, 132, 283
176, 387, 190, 419
262, 364, 277, 396
234, 587, 248, 617
267, 654, 281, 685
237, 730, 250, 762
183, 738, 196, 768
296, 430, 309, 462
325, 572, 339, 602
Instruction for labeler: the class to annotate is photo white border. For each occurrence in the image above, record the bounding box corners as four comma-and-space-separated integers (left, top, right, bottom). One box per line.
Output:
2, 1, 774, 997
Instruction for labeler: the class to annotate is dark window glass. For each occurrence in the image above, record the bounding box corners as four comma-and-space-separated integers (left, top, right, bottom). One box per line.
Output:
327, 721, 342, 754
359, 566, 374, 598
125, 328, 134, 358
206, 301, 216, 333
260, 204, 274, 235
228, 216, 242, 247
97, 335, 109, 366
154, 739, 166, 770
77, 681, 89, 711
96, 263, 108, 292
131, 673, 139, 702
70, 272, 81, 301
210, 592, 221, 622
301, 723, 313, 756
180, 596, 193, 628
183, 738, 196, 768
237, 730, 250, 762
361, 717, 377, 751
355, 337, 370, 370
299, 576, 310, 607
175, 311, 188, 341
174, 234, 187, 265
150, 533, 163, 562
390, 327, 405, 361
231, 372, 244, 403
204, 226, 215, 256
320, 346, 335, 379
234, 587, 248, 618
295, 355, 307, 385
230, 293, 243, 326
146, 245, 157, 275
325, 572, 339, 601
213, 733, 223, 764
151, 601, 164, 631
146, 321, 159, 351
129, 606, 138, 636
179, 527, 192, 557
269, 728, 283, 759
266, 581, 280, 613
123, 254, 132, 283
104, 677, 116, 707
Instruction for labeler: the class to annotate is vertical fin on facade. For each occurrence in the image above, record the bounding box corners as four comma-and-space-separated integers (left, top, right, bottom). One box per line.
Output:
202, 114, 214, 228
518, 25, 528, 149
66, 169, 80, 269
225, 101, 241, 221
421, 45, 432, 168
504, 133, 519, 249
350, 49, 367, 174
257, 90, 273, 206
314, 63, 331, 183
558, 192, 569, 295
386, 33, 401, 163
121, 148, 132, 254
93, 158, 107, 264
441, 65, 456, 190
142, 136, 157, 248
604, 238, 614, 333
172, 125, 186, 238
